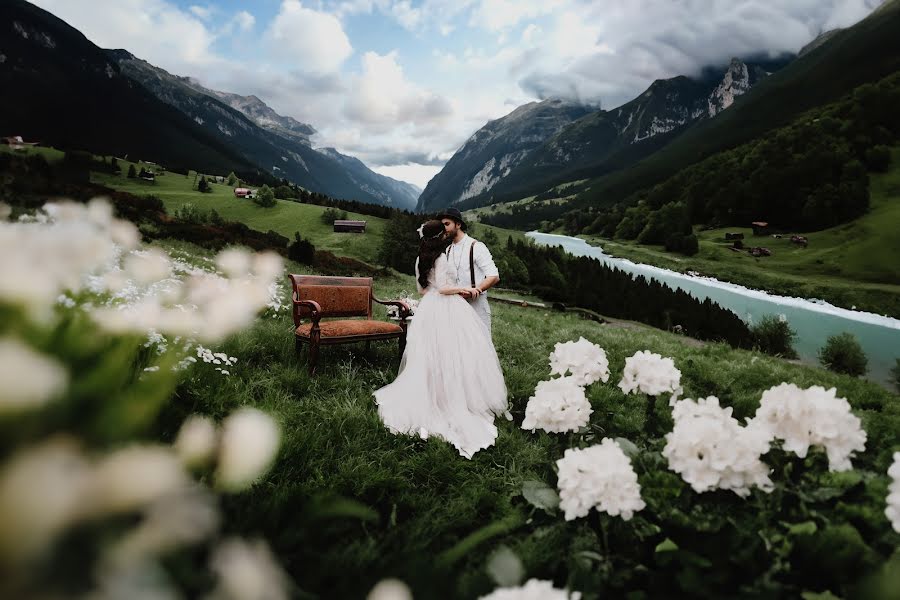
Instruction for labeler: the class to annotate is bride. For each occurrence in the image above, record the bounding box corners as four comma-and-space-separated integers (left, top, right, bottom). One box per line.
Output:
374, 219, 509, 459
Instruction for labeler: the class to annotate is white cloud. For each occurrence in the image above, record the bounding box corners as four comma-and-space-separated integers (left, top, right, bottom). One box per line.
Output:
189, 4, 215, 20
231, 11, 255, 32
265, 1, 353, 73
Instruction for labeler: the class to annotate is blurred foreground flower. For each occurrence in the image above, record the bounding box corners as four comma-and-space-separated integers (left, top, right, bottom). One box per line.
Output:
367, 578, 414, 600
887, 452, 900, 533
479, 578, 581, 599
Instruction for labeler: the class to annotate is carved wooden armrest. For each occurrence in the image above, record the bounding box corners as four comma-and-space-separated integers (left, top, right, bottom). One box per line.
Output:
293, 298, 323, 327
373, 296, 411, 321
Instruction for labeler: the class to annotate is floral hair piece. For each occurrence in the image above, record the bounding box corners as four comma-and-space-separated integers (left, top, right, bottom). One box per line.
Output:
416, 223, 426, 239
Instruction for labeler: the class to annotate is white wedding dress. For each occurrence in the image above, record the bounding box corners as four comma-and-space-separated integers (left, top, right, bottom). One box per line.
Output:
374, 253, 509, 459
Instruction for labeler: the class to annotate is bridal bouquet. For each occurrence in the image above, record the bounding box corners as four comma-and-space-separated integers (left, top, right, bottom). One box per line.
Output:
386, 295, 418, 318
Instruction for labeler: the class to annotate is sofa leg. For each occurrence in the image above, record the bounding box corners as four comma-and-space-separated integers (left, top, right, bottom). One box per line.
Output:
295, 337, 302, 354
308, 342, 319, 376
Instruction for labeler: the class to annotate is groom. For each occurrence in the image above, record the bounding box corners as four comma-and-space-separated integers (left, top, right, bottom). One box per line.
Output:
438, 207, 500, 331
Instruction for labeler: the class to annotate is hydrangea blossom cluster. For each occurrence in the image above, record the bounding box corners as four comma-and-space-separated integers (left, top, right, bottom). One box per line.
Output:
521, 377, 593, 434
886, 452, 900, 534
663, 397, 774, 497
548, 337, 610, 386
618, 350, 683, 404
556, 438, 645, 521
748, 383, 867, 472
479, 579, 581, 600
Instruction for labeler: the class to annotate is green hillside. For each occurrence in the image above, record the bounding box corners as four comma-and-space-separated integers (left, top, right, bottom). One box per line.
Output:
584, 147, 900, 317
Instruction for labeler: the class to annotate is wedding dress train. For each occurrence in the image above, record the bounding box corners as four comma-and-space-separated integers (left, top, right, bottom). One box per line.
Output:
374, 254, 508, 459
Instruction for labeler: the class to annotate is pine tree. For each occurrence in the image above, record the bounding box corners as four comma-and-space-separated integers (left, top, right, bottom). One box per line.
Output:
198, 176, 210, 193
127, 164, 137, 178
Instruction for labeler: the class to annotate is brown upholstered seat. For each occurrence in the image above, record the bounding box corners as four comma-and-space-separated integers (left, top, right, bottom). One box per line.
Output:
295, 320, 403, 339
288, 274, 411, 375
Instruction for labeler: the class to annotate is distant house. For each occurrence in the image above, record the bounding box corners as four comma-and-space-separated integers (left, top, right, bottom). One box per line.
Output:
751, 221, 769, 236
1, 135, 39, 150
724, 232, 745, 241
234, 187, 256, 199
334, 219, 367, 233
790, 235, 809, 247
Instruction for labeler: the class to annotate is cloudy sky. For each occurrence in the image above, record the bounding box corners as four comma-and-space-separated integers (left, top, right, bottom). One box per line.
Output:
31, 0, 883, 188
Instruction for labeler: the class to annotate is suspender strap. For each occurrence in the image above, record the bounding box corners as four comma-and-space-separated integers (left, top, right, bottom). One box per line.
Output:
469, 242, 476, 287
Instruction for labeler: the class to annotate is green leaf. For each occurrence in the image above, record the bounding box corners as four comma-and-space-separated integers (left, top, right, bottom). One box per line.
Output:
486, 545, 524, 587
306, 497, 379, 522
521, 480, 560, 512
800, 591, 842, 600
788, 521, 818, 536
614, 437, 640, 458
655, 538, 679, 553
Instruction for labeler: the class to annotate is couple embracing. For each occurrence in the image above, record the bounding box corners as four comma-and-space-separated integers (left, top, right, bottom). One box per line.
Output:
374, 208, 511, 459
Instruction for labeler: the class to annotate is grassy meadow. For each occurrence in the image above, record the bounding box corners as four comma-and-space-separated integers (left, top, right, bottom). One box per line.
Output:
151, 239, 900, 599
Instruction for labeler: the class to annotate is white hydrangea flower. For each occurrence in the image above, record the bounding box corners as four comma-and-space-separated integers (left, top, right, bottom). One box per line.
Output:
479, 578, 581, 600
663, 397, 773, 497
521, 377, 592, 434
618, 350, 683, 404
367, 578, 414, 600
886, 452, 900, 533
748, 383, 867, 472
216, 408, 281, 492
123, 248, 172, 285
548, 337, 610, 386
556, 438, 645, 521
216, 248, 253, 279
209, 537, 289, 600
175, 415, 218, 468
0, 337, 69, 413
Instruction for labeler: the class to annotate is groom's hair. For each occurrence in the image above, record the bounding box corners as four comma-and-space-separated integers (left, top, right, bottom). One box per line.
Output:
417, 220, 452, 290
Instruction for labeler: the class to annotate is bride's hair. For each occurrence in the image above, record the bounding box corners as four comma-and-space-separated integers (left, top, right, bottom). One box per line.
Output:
417, 219, 451, 290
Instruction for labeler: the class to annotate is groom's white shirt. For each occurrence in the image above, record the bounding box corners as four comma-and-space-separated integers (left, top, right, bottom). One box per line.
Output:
446, 233, 499, 331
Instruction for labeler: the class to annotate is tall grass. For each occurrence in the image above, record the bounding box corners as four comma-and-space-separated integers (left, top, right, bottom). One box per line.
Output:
157, 263, 900, 598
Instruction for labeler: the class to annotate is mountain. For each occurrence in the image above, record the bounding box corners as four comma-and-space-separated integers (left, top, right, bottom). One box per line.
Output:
561, 0, 900, 214
199, 87, 316, 146
0, 0, 257, 175
416, 99, 594, 211
107, 50, 418, 210
419, 58, 777, 213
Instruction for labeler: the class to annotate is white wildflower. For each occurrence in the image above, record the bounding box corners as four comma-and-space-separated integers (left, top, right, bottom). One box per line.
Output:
521, 377, 593, 434
175, 415, 218, 469
748, 383, 866, 472
216, 408, 281, 492
251, 251, 284, 282
886, 452, 900, 533
479, 579, 581, 600
556, 439, 645, 521
663, 397, 773, 497
85, 446, 190, 516
548, 337, 610, 386
209, 538, 289, 600
0, 337, 68, 413
618, 350, 683, 404
367, 578, 414, 600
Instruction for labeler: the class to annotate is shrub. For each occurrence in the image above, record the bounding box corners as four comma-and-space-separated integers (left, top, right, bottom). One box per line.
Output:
288, 232, 316, 265
819, 332, 868, 376
750, 315, 798, 358
127, 164, 137, 178
254, 184, 277, 208
198, 176, 210, 193
274, 185, 298, 200
321, 207, 348, 225
863, 145, 891, 172
173, 203, 206, 224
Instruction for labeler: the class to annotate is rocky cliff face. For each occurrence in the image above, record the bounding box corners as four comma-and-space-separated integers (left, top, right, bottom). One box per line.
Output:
418, 58, 779, 212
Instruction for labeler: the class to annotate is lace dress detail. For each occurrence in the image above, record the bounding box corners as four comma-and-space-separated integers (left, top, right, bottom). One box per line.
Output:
373, 254, 508, 458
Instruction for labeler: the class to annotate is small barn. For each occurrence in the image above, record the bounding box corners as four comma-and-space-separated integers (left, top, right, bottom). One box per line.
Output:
334, 219, 367, 233
725, 232, 745, 241
751, 221, 769, 236
234, 187, 256, 199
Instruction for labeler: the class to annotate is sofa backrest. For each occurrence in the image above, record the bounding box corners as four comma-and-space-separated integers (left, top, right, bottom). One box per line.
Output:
288, 275, 373, 324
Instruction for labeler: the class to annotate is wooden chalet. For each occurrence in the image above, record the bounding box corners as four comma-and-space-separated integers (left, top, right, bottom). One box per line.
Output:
334, 219, 367, 233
